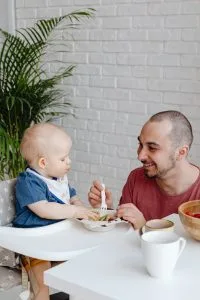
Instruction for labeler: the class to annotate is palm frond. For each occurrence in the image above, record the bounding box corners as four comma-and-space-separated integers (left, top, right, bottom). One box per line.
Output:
0, 8, 95, 179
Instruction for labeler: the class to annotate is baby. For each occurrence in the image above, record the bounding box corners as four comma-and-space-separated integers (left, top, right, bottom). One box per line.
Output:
13, 123, 97, 300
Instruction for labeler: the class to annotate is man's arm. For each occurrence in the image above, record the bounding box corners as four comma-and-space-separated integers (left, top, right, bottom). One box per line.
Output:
117, 203, 146, 230
117, 169, 146, 229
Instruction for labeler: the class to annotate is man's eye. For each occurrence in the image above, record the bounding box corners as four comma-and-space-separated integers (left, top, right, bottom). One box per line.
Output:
149, 147, 156, 152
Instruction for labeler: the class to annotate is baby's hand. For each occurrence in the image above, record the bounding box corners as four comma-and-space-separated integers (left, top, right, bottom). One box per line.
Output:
73, 206, 99, 220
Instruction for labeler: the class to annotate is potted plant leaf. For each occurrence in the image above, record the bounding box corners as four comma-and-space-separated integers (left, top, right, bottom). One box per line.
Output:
0, 8, 95, 179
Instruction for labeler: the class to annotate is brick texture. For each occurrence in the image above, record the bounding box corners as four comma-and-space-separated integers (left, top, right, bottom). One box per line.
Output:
15, 0, 200, 205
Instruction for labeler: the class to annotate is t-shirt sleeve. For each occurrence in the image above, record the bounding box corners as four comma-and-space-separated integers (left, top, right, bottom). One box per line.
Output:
119, 170, 137, 205
69, 185, 77, 198
16, 173, 48, 209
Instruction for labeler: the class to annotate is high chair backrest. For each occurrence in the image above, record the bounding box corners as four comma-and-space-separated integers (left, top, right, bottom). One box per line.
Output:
0, 178, 16, 226
0, 178, 17, 268
0, 179, 23, 300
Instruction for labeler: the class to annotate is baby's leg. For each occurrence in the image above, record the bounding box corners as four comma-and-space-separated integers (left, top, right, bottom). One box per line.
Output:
29, 259, 51, 300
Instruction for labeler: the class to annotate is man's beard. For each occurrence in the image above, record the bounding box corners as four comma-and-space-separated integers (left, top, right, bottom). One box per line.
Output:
143, 155, 176, 179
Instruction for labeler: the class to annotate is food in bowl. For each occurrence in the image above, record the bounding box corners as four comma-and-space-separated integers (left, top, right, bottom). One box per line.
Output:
88, 211, 117, 222
76, 209, 127, 232
178, 200, 200, 241
185, 211, 200, 218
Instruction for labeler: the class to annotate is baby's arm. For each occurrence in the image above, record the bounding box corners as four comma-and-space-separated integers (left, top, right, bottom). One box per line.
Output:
28, 200, 97, 220
70, 195, 84, 206
68, 185, 84, 205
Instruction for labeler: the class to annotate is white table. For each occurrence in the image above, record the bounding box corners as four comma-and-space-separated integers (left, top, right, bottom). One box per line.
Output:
44, 215, 200, 300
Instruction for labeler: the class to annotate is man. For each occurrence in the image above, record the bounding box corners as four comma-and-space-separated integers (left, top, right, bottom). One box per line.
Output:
88, 110, 200, 229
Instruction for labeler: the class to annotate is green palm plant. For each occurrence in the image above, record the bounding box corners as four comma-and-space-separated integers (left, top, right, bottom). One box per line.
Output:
0, 8, 95, 179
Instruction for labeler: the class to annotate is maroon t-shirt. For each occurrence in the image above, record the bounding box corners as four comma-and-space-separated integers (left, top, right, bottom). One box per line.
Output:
119, 167, 200, 221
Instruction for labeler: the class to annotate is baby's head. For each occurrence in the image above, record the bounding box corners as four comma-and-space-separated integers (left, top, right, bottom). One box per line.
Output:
20, 123, 72, 178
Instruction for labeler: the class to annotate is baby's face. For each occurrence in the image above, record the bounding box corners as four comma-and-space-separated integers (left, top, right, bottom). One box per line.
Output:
44, 133, 72, 179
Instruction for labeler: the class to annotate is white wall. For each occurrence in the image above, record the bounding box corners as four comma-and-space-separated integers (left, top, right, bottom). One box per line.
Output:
15, 0, 200, 206
0, 0, 15, 33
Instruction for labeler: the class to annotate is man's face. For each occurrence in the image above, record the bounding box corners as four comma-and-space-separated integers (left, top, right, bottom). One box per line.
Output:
137, 120, 177, 179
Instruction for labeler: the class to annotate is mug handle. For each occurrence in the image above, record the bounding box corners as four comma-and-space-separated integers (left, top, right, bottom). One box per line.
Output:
177, 237, 186, 258
139, 225, 146, 236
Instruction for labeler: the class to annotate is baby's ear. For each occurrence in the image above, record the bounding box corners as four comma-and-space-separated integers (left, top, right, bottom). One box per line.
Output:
38, 157, 46, 169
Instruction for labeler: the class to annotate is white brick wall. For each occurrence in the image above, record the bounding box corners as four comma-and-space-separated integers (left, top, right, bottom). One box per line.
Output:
15, 0, 200, 206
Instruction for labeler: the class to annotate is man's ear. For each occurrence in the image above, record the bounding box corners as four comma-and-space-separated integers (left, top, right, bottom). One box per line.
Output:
176, 145, 189, 160
38, 157, 47, 169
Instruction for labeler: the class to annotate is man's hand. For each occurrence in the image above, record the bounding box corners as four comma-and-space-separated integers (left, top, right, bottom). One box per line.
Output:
117, 203, 146, 229
88, 180, 113, 209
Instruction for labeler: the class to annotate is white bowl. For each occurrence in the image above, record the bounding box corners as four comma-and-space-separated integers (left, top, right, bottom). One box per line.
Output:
76, 209, 125, 232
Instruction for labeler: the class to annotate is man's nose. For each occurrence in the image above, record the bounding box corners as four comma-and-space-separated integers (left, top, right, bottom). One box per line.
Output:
137, 148, 148, 161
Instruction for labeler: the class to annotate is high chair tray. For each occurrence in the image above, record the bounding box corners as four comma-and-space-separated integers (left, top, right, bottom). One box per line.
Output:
0, 219, 130, 261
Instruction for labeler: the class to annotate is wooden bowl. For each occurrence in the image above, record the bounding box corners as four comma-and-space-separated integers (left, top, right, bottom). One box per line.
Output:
178, 200, 200, 241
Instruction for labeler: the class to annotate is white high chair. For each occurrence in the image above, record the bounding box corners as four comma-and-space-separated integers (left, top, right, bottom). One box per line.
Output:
0, 178, 130, 300
0, 179, 70, 300
0, 178, 25, 299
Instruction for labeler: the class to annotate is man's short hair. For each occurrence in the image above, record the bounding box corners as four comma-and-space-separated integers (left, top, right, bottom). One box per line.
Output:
149, 110, 193, 149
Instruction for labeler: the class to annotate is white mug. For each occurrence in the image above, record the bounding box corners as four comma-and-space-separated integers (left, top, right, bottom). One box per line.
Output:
141, 231, 186, 279
141, 219, 174, 234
